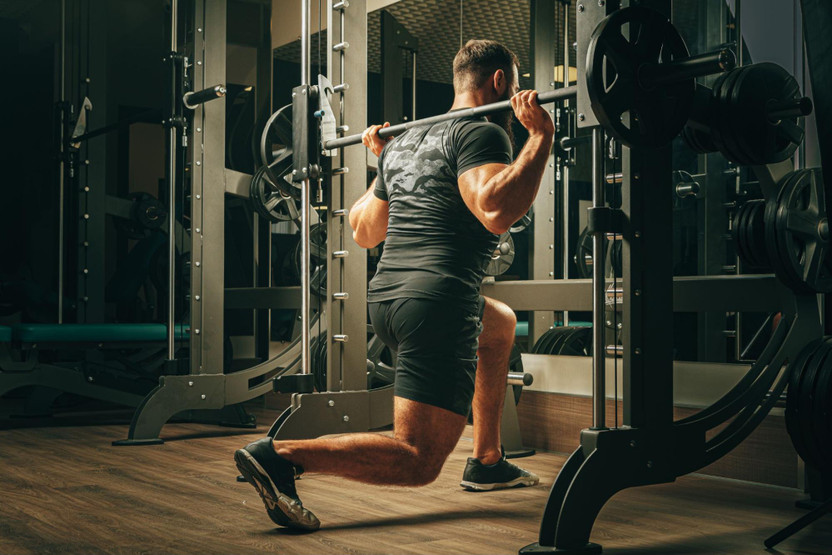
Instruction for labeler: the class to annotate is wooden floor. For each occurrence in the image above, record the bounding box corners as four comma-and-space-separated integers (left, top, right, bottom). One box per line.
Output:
1, 408, 830, 555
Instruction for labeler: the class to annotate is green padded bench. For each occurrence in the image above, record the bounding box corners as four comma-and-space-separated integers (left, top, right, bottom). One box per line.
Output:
12, 323, 189, 343
515, 321, 528, 337
0, 326, 11, 342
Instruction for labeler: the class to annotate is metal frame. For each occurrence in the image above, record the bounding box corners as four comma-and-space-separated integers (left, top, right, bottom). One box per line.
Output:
529, 0, 558, 344
520, 1, 823, 552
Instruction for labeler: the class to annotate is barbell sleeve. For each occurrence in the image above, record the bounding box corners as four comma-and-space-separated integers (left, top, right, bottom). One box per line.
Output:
767, 97, 813, 121
323, 85, 578, 150
183, 84, 227, 109
640, 49, 735, 89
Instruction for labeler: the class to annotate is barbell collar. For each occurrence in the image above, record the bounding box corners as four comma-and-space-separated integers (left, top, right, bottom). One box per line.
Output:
639, 49, 735, 89
323, 85, 577, 150
183, 84, 227, 109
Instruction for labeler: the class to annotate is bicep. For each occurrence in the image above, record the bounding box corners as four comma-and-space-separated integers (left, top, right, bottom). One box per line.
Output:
458, 163, 507, 223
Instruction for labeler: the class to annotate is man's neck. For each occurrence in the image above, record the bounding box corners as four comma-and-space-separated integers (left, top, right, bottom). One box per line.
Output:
450, 90, 492, 111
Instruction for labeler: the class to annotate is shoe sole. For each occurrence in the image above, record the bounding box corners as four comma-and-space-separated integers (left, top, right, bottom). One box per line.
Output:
234, 449, 320, 531
459, 475, 540, 491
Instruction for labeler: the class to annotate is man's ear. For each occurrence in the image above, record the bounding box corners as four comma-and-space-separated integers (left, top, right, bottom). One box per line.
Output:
492, 69, 506, 96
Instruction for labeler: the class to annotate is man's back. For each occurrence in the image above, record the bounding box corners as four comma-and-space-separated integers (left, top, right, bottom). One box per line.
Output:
368, 116, 512, 310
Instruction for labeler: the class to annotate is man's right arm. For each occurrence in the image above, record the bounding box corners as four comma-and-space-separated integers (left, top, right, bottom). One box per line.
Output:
458, 90, 554, 235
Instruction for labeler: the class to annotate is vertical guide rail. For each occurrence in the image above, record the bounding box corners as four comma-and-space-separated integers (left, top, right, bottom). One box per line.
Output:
561, 0, 570, 325
411, 52, 417, 121
591, 128, 606, 429
58, 0, 66, 324
167, 0, 178, 361
300, 0, 311, 376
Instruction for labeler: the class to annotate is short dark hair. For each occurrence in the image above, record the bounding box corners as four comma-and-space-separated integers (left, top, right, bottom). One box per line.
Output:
452, 39, 519, 93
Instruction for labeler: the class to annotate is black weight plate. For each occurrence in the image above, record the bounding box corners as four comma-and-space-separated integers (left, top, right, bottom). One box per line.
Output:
765, 171, 801, 289
561, 327, 592, 356
726, 66, 759, 166
750, 201, 771, 267
681, 125, 718, 154
812, 337, 832, 468
548, 327, 572, 355
259, 104, 298, 199
574, 227, 592, 279
708, 72, 734, 161
733, 203, 751, 264
586, 6, 694, 148
540, 328, 563, 355
531, 328, 553, 354
786, 337, 823, 465
776, 170, 832, 293
796, 337, 832, 468
734, 63, 803, 165
554, 327, 581, 355
717, 67, 751, 165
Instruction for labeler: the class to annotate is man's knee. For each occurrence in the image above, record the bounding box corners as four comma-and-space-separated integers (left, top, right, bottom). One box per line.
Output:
408, 448, 450, 485
481, 296, 517, 349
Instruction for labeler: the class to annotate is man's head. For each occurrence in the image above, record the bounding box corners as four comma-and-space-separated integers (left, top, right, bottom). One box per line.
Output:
452, 39, 520, 143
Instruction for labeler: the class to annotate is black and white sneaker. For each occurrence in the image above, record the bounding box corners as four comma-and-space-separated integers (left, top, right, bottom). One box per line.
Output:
234, 437, 320, 530
460, 454, 540, 491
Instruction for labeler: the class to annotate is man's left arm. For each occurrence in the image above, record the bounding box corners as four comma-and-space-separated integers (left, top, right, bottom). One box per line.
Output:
349, 179, 388, 248
349, 123, 391, 248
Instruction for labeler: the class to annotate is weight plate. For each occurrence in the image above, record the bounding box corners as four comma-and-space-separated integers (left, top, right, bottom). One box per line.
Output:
733, 202, 750, 264
544, 327, 567, 355
560, 327, 592, 356
551, 327, 576, 355
765, 171, 801, 290
716, 67, 750, 165
812, 337, 832, 468
726, 66, 759, 165
733, 63, 803, 165
797, 337, 832, 468
259, 104, 298, 199
249, 165, 300, 223
574, 227, 593, 279
774, 169, 832, 293
509, 342, 525, 405
681, 125, 718, 154
537, 328, 560, 355
750, 201, 771, 267
785, 337, 822, 466
586, 6, 694, 148
510, 210, 533, 234
485, 232, 515, 276
531, 328, 554, 354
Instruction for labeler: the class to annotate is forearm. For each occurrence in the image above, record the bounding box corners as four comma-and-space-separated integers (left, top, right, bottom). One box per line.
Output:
479, 132, 552, 231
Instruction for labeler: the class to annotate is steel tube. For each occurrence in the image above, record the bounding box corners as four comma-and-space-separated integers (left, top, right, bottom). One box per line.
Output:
591, 128, 606, 430
324, 85, 577, 150
639, 49, 735, 88
58, 0, 66, 324
166, 0, 178, 360
562, 1, 570, 325
767, 97, 813, 121
411, 51, 417, 122
300, 0, 311, 376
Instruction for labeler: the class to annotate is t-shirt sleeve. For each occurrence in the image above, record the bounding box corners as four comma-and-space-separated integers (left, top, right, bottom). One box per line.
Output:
453, 121, 513, 177
372, 145, 389, 201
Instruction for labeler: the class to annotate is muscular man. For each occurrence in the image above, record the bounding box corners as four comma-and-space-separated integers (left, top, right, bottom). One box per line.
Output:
235, 39, 554, 531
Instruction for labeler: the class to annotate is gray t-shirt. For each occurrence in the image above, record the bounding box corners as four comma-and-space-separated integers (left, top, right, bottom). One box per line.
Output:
368, 116, 512, 311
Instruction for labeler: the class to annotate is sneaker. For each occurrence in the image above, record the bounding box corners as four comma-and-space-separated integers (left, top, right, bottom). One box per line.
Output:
234, 437, 320, 530
460, 454, 540, 491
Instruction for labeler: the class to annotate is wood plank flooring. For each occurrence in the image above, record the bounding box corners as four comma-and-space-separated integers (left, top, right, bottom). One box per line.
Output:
0, 408, 830, 555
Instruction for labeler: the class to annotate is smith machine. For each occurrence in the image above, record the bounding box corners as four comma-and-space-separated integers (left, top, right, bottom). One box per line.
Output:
279, 0, 828, 553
